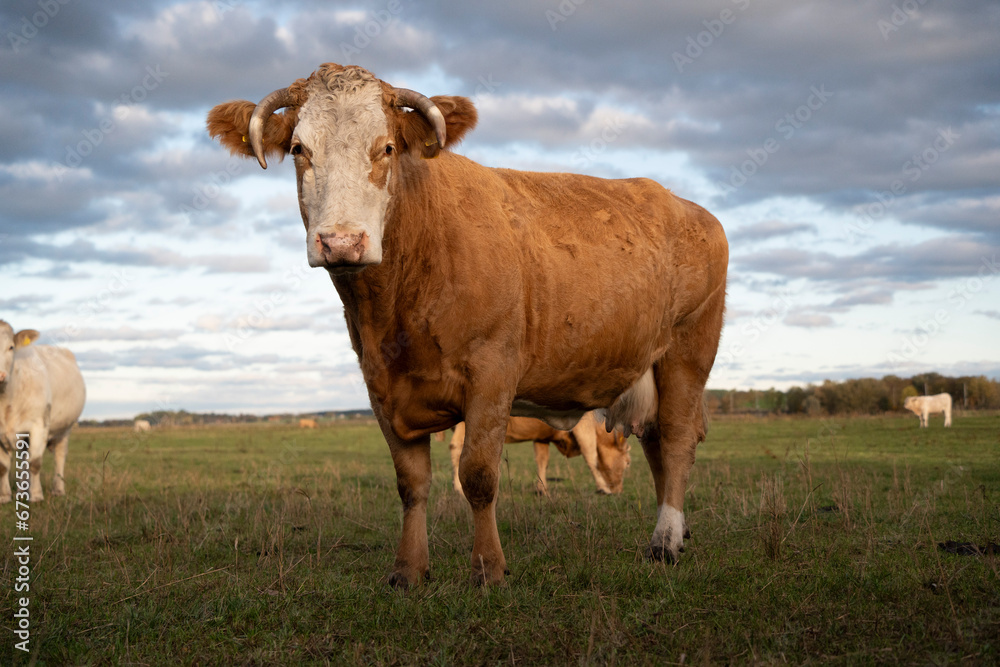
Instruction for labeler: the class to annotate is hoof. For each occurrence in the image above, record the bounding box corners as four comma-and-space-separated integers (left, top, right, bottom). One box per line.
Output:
471, 566, 509, 587
51, 488, 66, 497
645, 544, 680, 564
388, 568, 429, 590
388, 572, 410, 590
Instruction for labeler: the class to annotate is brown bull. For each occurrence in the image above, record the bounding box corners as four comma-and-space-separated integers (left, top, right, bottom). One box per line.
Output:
207, 63, 728, 587
449, 413, 630, 496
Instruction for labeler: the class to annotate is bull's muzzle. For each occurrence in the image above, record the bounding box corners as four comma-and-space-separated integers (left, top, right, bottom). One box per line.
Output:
316, 231, 370, 270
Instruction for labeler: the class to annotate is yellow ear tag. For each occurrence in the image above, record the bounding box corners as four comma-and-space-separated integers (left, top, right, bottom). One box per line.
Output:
422, 139, 440, 160
242, 135, 248, 142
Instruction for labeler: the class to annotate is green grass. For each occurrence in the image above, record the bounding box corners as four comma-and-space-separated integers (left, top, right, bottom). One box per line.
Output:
2, 414, 998, 665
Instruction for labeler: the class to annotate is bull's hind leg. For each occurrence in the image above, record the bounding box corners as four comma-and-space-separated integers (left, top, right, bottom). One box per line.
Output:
644, 287, 724, 563
28, 424, 49, 502
49, 431, 70, 496
459, 396, 511, 585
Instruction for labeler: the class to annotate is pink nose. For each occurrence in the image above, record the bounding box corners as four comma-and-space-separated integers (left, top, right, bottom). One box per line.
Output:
0, 371, 6, 382
317, 231, 369, 266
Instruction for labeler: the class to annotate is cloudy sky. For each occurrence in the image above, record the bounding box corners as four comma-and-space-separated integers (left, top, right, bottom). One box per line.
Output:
2, 0, 998, 419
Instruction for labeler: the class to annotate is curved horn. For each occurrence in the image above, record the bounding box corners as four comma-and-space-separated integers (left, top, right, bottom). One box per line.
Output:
249, 87, 296, 169
393, 88, 447, 149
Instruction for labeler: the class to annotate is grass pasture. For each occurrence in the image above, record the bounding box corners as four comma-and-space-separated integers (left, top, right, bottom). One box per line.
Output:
2, 413, 999, 664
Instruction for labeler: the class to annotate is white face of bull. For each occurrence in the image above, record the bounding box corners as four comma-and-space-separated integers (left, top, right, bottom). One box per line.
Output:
292, 77, 394, 273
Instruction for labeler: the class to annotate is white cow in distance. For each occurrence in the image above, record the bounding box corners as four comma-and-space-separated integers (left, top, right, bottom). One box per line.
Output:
904, 393, 953, 428
134, 419, 152, 432
0, 322, 87, 502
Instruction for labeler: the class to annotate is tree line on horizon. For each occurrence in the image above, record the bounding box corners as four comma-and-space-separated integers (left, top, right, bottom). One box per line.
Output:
707, 373, 1000, 416
78, 373, 998, 427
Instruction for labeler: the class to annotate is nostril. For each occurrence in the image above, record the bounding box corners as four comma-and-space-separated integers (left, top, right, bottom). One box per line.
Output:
319, 232, 366, 253
315, 231, 370, 265
319, 233, 345, 251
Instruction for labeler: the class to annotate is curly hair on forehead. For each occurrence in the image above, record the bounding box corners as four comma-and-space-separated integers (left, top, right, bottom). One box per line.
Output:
312, 63, 380, 93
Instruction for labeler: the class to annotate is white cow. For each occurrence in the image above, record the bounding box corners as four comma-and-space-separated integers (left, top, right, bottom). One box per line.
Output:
903, 393, 952, 428
0, 322, 87, 502
134, 419, 152, 432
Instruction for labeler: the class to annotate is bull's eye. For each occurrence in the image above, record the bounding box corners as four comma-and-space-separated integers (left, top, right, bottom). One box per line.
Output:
385, 144, 394, 156
290, 143, 303, 156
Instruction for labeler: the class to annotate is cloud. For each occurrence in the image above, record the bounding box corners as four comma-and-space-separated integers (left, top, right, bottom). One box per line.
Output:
728, 220, 817, 244
973, 309, 1000, 320
825, 290, 894, 310
735, 236, 1000, 284
73, 344, 286, 372
41, 326, 184, 344
783, 311, 835, 328
0, 294, 53, 313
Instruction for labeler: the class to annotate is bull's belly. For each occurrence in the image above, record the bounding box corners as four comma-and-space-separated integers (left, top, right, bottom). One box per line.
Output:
510, 400, 588, 431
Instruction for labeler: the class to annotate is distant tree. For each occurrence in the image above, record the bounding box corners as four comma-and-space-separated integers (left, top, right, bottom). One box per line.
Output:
839, 378, 889, 414
786, 386, 807, 414
967, 375, 1000, 409
816, 380, 844, 415
705, 392, 722, 414
881, 375, 909, 410
910, 372, 948, 396
803, 395, 823, 416
762, 387, 784, 413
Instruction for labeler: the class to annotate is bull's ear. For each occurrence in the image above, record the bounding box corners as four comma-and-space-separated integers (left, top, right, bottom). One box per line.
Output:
397, 95, 478, 159
14, 329, 39, 348
206, 101, 298, 162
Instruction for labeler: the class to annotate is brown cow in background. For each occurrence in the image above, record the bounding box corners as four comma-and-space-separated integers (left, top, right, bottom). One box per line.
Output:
448, 413, 630, 496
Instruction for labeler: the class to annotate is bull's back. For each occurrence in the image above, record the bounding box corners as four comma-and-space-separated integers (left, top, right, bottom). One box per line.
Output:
482, 166, 728, 405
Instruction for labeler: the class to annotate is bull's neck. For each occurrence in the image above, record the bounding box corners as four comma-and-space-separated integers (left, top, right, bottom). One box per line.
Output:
330, 154, 450, 382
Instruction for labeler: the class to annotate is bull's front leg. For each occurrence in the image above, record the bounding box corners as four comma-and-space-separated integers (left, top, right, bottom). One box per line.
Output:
573, 414, 612, 494
0, 444, 11, 503
377, 414, 433, 589
460, 399, 511, 585
533, 442, 550, 495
